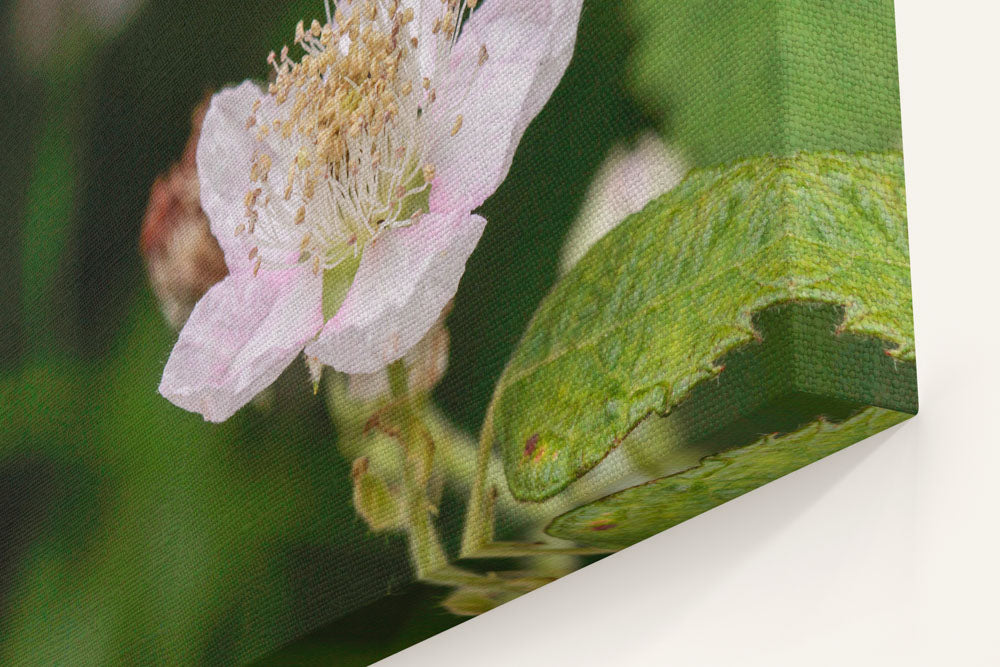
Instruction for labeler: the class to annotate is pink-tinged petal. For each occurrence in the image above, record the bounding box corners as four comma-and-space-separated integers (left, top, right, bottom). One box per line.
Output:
306, 212, 485, 374
506, 0, 585, 141
196, 81, 295, 273
426, 0, 583, 213
159, 267, 323, 422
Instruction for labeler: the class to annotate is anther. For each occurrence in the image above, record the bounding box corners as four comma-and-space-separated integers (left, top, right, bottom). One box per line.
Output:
243, 0, 481, 273
257, 154, 272, 181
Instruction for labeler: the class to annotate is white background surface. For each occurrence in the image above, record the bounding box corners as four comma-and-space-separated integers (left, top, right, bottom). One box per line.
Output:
382, 2, 1000, 664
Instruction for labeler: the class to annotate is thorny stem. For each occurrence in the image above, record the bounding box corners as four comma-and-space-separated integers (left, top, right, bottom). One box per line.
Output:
387, 360, 492, 587
374, 359, 606, 601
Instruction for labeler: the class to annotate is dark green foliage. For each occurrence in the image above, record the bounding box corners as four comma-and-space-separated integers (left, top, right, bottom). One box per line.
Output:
629, 0, 902, 166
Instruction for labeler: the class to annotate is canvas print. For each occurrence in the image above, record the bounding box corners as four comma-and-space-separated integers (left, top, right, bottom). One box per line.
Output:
2, 0, 916, 664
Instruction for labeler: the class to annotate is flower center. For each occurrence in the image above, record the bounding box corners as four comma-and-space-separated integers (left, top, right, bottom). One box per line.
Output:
237, 0, 485, 277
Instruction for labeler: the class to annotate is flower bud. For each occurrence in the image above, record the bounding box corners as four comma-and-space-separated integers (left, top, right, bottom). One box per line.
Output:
441, 588, 510, 617
351, 457, 401, 533
441, 573, 554, 617
559, 133, 686, 274
140, 97, 226, 330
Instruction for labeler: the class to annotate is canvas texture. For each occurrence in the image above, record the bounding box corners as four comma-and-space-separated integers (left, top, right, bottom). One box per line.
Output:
1, 0, 915, 664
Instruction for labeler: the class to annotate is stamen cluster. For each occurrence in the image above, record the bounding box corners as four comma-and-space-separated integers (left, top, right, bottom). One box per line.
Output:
237, 0, 485, 277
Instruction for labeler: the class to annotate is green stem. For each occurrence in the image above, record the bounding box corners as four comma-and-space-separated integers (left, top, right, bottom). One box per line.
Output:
388, 362, 606, 588
387, 360, 491, 587
459, 404, 496, 557
386, 358, 410, 400
400, 459, 450, 578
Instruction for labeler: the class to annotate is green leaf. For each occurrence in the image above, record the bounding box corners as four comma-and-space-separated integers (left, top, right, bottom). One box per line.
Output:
322, 252, 363, 321
489, 152, 914, 502
628, 0, 902, 167
546, 407, 909, 549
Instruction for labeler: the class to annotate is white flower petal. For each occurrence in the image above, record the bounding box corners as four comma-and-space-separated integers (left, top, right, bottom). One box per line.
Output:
306, 211, 485, 374
159, 267, 323, 422
196, 81, 296, 273
426, 0, 583, 213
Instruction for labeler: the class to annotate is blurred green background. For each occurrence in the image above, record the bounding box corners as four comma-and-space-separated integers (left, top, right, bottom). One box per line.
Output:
0, 0, 900, 664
